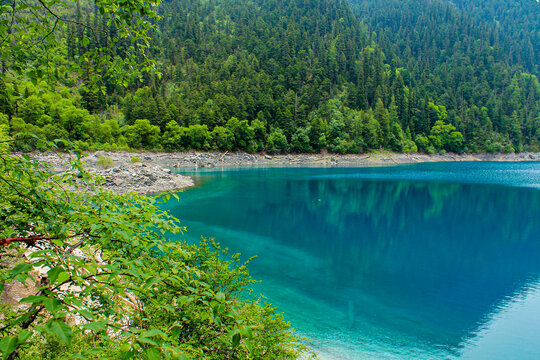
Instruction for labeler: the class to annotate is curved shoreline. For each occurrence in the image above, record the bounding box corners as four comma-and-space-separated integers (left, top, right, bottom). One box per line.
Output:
76, 150, 540, 168
31, 151, 540, 194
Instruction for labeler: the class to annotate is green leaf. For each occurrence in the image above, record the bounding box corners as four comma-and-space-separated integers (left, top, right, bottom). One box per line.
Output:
57, 271, 70, 284
231, 333, 241, 348
47, 266, 65, 284
239, 326, 252, 338
86, 264, 98, 276
43, 297, 62, 314
171, 350, 187, 360
20, 295, 46, 304
77, 309, 95, 321
243, 339, 253, 353
119, 342, 135, 359
136, 337, 157, 346
0, 336, 18, 360
10, 262, 32, 277
169, 324, 183, 338
82, 320, 107, 332
17, 330, 32, 345
145, 347, 161, 360
140, 329, 165, 338
143, 276, 162, 289
51, 239, 63, 247
49, 320, 72, 345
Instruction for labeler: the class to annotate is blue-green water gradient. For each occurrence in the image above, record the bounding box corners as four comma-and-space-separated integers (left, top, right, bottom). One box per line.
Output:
162, 162, 540, 359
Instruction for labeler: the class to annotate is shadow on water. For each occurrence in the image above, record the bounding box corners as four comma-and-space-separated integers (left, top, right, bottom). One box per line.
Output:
163, 162, 540, 359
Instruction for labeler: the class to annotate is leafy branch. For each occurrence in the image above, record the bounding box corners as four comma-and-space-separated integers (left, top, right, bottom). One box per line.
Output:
0, 136, 304, 359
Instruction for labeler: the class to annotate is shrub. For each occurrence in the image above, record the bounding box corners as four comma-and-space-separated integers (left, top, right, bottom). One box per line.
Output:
96, 155, 115, 169
0, 134, 305, 359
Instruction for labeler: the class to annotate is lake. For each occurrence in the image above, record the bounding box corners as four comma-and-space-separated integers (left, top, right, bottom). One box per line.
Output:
162, 162, 540, 359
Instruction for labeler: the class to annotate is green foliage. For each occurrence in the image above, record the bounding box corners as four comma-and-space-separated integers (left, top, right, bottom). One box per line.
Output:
267, 128, 289, 154
19, 96, 45, 125
123, 119, 161, 149
0, 0, 159, 91
402, 138, 418, 153
1, 0, 538, 154
186, 125, 211, 150
0, 138, 304, 359
0, 80, 12, 117
130, 155, 141, 163
96, 155, 115, 169
291, 128, 313, 153
226, 118, 255, 150
415, 134, 435, 154
309, 117, 329, 151
349, 0, 539, 153
0, 113, 8, 127
363, 113, 382, 150
429, 120, 465, 153
211, 126, 235, 151
162, 120, 186, 151
251, 119, 267, 152
401, 128, 418, 153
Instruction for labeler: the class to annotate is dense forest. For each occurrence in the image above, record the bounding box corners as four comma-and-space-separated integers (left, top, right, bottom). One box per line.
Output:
0, 0, 538, 154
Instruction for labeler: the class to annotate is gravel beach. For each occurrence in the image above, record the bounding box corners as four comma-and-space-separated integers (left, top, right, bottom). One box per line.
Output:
29, 151, 540, 194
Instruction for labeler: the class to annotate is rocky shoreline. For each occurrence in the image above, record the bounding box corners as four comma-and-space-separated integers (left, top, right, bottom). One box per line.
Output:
27, 152, 195, 195
30, 151, 540, 195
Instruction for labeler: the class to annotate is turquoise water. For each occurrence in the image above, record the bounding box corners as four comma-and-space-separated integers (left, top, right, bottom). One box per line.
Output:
162, 162, 540, 359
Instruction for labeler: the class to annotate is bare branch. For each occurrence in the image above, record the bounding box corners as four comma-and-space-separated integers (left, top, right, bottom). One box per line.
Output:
41, 17, 59, 44
35, 0, 104, 40
65, 237, 85, 254
0, 232, 84, 247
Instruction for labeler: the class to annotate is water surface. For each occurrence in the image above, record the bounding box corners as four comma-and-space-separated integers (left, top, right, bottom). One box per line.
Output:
163, 162, 540, 359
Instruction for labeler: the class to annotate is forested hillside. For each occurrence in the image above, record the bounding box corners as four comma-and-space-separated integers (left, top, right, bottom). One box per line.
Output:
1, 0, 306, 358
349, 0, 540, 152
0, 0, 538, 153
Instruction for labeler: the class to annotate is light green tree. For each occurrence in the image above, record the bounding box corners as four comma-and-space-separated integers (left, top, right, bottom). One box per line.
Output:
211, 126, 235, 151
267, 127, 289, 153
429, 120, 464, 153
123, 119, 161, 149
186, 124, 211, 150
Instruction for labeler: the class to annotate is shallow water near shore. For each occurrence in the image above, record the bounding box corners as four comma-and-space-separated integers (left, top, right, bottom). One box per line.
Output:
162, 162, 540, 359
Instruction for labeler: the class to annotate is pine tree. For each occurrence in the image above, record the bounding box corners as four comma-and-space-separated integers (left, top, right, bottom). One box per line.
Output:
394, 73, 407, 125
375, 98, 390, 147
0, 79, 12, 117
76, 0, 84, 55
67, 24, 76, 59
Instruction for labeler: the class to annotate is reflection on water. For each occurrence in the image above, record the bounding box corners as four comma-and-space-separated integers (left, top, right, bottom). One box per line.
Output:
458, 277, 540, 360
163, 162, 540, 359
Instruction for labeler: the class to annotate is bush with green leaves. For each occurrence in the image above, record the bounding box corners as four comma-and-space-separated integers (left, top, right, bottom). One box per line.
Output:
429, 120, 464, 153
96, 155, 115, 169
210, 126, 235, 151
266, 128, 289, 154
123, 119, 161, 150
0, 135, 304, 359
